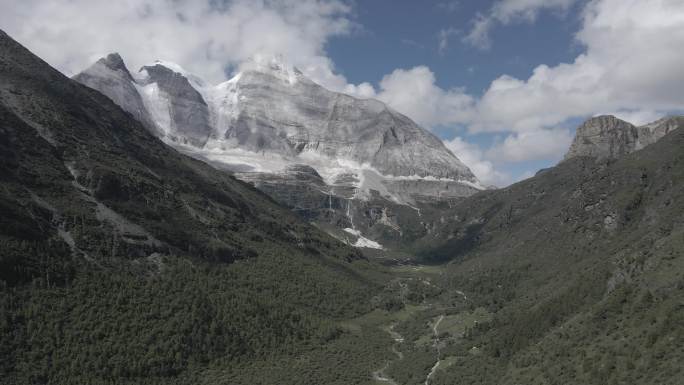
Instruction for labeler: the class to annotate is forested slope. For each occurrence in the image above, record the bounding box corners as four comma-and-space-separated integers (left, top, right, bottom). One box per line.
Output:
415, 124, 684, 385
0, 29, 385, 384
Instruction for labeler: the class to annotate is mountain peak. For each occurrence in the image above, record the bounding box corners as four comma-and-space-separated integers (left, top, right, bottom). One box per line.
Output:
564, 115, 637, 161
583, 114, 631, 127
74, 52, 481, 197
640, 115, 684, 133
145, 60, 188, 74
237, 54, 305, 85
138, 60, 208, 89
564, 114, 682, 161
100, 52, 126, 69
90, 52, 133, 81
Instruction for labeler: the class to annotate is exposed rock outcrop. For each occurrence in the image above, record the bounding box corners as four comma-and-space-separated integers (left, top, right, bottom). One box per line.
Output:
564, 115, 683, 161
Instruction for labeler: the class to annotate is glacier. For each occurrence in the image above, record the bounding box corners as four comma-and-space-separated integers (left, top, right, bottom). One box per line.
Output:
75, 53, 484, 248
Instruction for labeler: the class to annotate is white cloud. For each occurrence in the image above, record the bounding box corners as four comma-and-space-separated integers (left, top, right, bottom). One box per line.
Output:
469, 0, 684, 133
602, 110, 663, 126
464, 0, 578, 49
445, 0, 684, 184
492, 0, 578, 23
443, 137, 511, 187
443, 130, 570, 187
443, 0, 684, 184
0, 0, 358, 88
374, 66, 475, 128
486, 128, 574, 163
462, 14, 495, 50
343, 82, 377, 99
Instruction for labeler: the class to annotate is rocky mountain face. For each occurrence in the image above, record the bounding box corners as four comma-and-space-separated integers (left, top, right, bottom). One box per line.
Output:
78, 56, 476, 181
75, 55, 482, 249
564, 114, 684, 160
72, 53, 159, 136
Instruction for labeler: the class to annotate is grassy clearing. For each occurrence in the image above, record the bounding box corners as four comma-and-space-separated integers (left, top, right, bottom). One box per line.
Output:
437, 307, 493, 338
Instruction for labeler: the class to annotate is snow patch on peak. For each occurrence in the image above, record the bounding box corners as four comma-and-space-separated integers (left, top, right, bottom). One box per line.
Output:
76, 52, 483, 204
148, 60, 191, 77
138, 60, 209, 90
238, 54, 304, 85
134, 82, 172, 138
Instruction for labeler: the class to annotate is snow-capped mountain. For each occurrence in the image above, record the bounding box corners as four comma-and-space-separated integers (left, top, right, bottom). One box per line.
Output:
74, 53, 159, 135
75, 54, 483, 248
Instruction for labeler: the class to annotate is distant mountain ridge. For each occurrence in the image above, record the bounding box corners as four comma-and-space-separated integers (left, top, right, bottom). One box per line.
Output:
75, 53, 483, 249
564, 115, 684, 161
75, 54, 479, 188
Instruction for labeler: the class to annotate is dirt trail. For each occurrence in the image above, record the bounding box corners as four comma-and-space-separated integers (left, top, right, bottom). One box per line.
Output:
372, 323, 405, 384
424, 315, 445, 385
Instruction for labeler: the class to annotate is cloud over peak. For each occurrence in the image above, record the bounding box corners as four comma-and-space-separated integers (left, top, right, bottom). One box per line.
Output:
3, 0, 682, 187
0, 0, 355, 86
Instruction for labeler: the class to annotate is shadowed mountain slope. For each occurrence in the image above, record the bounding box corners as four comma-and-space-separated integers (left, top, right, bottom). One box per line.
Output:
0, 29, 386, 384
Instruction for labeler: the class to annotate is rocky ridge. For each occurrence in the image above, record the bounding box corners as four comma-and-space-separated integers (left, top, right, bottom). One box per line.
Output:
564, 114, 684, 160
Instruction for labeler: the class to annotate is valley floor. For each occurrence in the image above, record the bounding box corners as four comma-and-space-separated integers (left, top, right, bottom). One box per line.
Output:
182, 260, 472, 385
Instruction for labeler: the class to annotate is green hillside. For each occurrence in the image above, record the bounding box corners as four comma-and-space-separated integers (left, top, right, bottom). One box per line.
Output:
409, 125, 684, 385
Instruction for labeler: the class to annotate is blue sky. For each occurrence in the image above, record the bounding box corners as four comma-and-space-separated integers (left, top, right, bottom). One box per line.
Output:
3, 0, 683, 186
329, 1, 582, 97
326, 0, 587, 183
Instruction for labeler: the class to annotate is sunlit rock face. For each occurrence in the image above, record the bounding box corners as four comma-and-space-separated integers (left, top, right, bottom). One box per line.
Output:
222, 64, 475, 181
75, 55, 484, 248
565, 115, 683, 161
136, 63, 213, 147
73, 53, 159, 135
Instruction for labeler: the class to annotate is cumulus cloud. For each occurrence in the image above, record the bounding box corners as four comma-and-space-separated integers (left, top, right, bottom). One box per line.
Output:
442, 129, 572, 187
486, 128, 574, 163
464, 0, 578, 49
374, 66, 475, 128
441, 0, 684, 185
604, 110, 664, 126
443, 137, 511, 187
0, 0, 357, 87
470, 0, 684, 133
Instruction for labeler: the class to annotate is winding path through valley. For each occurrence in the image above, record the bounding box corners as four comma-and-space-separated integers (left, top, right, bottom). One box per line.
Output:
372, 324, 404, 385
424, 315, 444, 385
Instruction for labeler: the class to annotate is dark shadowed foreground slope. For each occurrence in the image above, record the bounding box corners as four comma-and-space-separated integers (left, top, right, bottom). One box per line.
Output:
0, 30, 387, 384
413, 122, 684, 384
